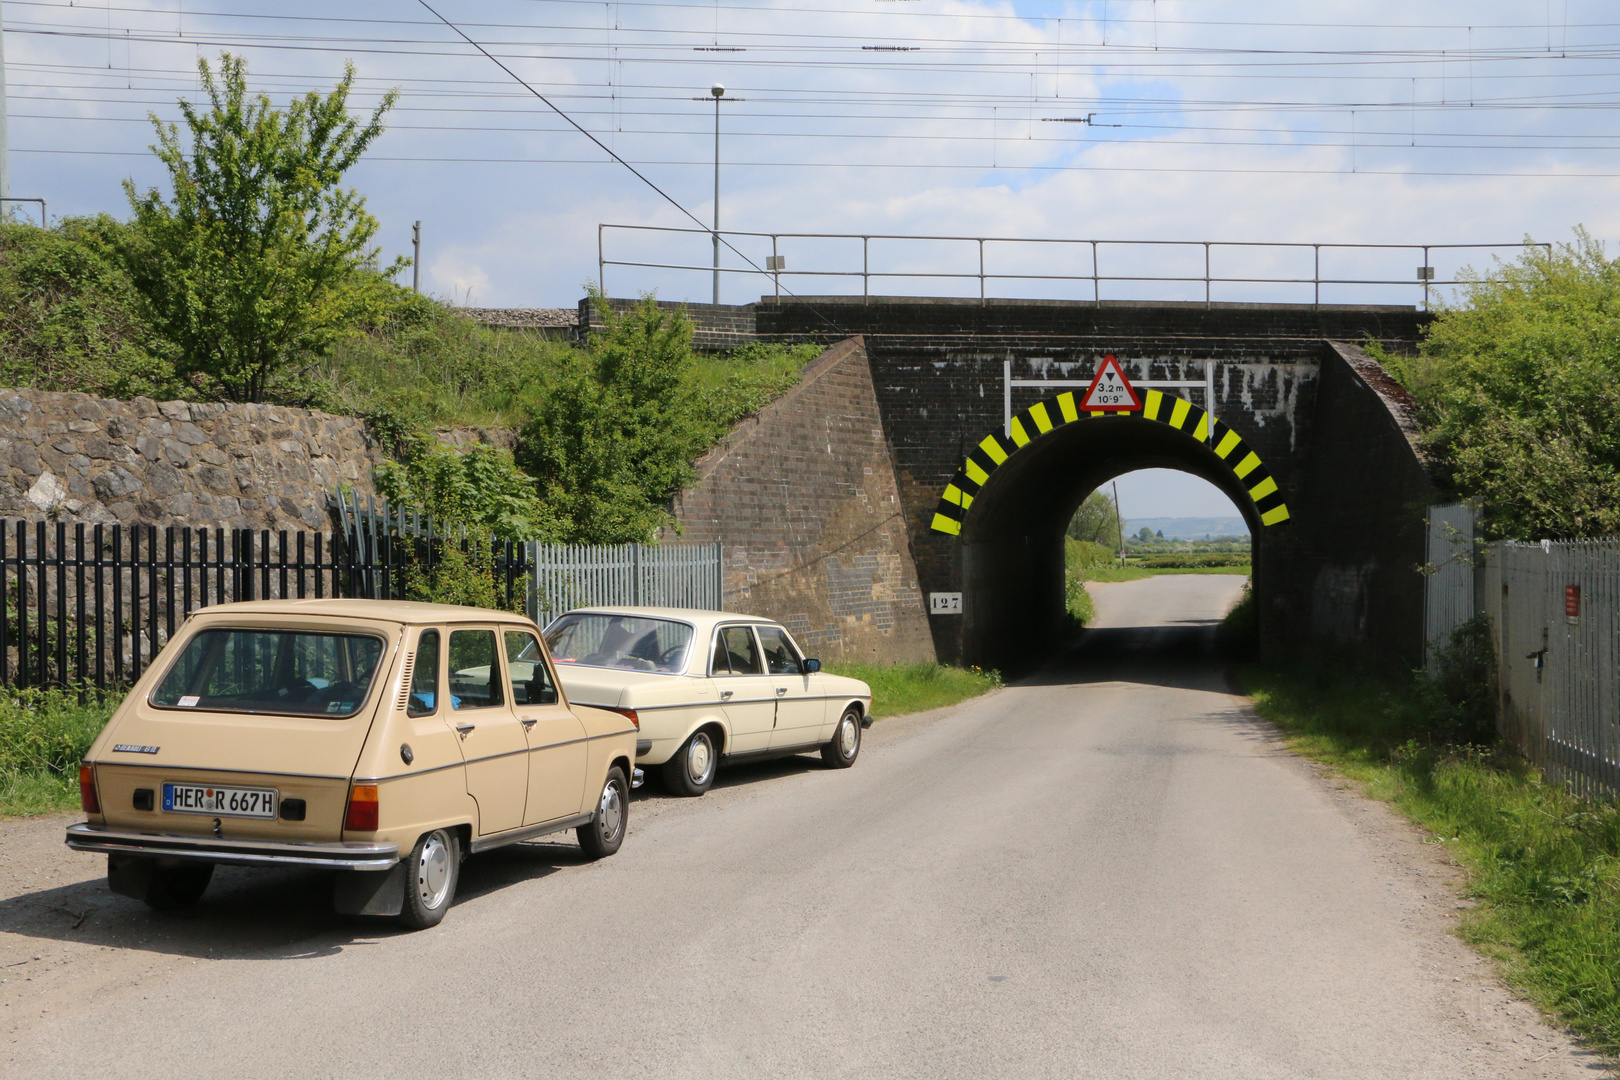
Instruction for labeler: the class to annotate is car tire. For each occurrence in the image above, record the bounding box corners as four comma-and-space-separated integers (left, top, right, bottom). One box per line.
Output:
821, 707, 863, 769
577, 766, 629, 860
144, 863, 214, 910
662, 728, 718, 797
397, 828, 459, 930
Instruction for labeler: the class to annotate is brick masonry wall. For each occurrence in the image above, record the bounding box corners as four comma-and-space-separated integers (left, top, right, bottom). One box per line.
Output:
1266, 342, 1440, 670
581, 297, 757, 350
665, 338, 935, 664
0, 388, 514, 534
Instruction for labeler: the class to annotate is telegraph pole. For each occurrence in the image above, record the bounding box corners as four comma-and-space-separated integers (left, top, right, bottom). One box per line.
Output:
412, 221, 421, 293
1, 1, 10, 212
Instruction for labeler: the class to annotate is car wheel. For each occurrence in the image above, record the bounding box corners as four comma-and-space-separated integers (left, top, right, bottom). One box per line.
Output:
577, 767, 629, 860
662, 728, 717, 796
397, 828, 460, 930
821, 707, 863, 769
144, 863, 214, 910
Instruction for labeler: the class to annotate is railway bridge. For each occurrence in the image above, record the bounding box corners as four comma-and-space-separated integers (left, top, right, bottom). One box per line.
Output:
613, 296, 1443, 674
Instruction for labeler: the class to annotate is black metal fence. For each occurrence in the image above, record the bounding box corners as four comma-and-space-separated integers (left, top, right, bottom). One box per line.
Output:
0, 519, 532, 692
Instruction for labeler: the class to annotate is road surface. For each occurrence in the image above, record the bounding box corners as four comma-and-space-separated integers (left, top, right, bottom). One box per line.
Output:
0, 574, 1603, 1077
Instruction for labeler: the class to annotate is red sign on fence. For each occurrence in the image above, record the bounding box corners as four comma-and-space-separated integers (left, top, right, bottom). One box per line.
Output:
1566, 584, 1581, 623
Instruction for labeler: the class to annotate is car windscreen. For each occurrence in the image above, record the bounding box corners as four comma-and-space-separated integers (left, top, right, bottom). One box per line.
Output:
151, 628, 386, 717
544, 614, 693, 674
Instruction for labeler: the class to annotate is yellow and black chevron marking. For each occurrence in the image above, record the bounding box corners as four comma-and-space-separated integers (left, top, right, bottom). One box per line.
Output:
929, 389, 1291, 537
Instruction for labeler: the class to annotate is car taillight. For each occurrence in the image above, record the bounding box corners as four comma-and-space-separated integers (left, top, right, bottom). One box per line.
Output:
78, 763, 100, 815
344, 783, 379, 832
610, 707, 639, 729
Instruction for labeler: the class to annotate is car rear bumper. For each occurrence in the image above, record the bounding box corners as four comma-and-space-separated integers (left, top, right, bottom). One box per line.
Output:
65, 823, 400, 870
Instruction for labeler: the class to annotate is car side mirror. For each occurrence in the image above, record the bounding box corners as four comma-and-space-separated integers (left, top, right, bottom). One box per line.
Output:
803, 658, 821, 673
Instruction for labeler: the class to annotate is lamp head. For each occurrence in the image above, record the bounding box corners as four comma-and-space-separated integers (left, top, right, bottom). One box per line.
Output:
710, 83, 726, 98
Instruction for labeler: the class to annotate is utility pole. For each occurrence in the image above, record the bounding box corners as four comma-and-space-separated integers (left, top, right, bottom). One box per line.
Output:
412, 220, 421, 293
1, 1, 10, 213
1112, 480, 1126, 569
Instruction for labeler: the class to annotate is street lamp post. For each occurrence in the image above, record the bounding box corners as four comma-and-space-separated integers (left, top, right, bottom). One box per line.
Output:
710, 83, 724, 305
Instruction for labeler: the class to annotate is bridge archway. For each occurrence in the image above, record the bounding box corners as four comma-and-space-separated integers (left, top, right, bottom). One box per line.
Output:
928, 391, 1290, 673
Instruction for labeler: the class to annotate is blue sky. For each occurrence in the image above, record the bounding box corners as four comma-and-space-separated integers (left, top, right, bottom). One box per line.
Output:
7, 0, 1618, 518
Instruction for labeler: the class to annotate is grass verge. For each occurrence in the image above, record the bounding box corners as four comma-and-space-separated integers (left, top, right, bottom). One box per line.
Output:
826, 661, 1002, 720
1239, 665, 1620, 1060
0, 688, 116, 817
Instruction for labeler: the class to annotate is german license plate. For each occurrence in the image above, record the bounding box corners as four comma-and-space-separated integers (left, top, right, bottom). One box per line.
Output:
162, 783, 278, 819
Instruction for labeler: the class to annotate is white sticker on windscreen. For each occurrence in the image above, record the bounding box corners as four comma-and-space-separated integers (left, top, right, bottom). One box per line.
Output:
177, 695, 200, 707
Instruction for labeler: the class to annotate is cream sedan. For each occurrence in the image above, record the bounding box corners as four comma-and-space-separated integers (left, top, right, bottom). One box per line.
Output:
543, 608, 873, 796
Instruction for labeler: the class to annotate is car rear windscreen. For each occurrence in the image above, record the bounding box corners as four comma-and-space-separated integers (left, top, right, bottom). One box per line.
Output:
151, 628, 386, 717
544, 614, 693, 674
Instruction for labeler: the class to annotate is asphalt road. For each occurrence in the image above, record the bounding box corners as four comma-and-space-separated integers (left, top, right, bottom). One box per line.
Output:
1, 574, 1605, 1078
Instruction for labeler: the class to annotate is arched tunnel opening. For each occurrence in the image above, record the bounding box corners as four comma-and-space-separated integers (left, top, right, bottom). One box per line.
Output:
955, 414, 1266, 676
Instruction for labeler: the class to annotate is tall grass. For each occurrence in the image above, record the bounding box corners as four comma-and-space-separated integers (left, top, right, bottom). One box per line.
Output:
1241, 627, 1620, 1060
826, 661, 1001, 719
0, 688, 117, 816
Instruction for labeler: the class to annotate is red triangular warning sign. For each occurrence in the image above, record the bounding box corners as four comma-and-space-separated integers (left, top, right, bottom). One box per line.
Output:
1079, 354, 1141, 412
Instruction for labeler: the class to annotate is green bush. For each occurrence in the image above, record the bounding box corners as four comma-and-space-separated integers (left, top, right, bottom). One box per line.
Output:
0, 688, 116, 816
1384, 228, 1620, 539
0, 216, 181, 399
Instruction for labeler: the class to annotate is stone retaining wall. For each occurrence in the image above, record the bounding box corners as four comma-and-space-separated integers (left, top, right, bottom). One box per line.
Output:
0, 389, 516, 534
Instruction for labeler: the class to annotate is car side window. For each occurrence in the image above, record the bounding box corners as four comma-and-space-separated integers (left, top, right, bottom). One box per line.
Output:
448, 628, 504, 710
504, 630, 558, 706
757, 626, 803, 675
407, 629, 441, 717
719, 625, 763, 676
710, 633, 732, 676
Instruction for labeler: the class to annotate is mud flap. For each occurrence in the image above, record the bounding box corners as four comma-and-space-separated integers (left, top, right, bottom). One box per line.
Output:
107, 854, 157, 901
333, 861, 406, 917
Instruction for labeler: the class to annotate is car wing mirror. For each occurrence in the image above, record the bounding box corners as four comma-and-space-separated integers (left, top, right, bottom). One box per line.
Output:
803, 658, 821, 673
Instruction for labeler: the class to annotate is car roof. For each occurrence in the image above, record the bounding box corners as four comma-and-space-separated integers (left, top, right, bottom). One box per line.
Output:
559, 606, 775, 625
186, 598, 536, 625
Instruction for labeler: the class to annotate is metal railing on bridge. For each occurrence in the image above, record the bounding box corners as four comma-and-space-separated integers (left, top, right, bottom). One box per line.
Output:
599, 224, 1547, 311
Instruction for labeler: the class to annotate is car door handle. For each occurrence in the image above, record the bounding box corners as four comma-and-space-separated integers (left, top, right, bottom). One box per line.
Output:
776, 687, 788, 696
521, 718, 538, 730
720, 690, 734, 700
455, 723, 476, 738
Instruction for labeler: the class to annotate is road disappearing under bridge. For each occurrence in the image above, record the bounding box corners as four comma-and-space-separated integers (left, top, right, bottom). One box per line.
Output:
0, 576, 1597, 1078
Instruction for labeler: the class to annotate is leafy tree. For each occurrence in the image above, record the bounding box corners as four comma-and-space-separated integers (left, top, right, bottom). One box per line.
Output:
1389, 229, 1620, 539
517, 295, 716, 544
1066, 488, 1121, 544
123, 53, 400, 403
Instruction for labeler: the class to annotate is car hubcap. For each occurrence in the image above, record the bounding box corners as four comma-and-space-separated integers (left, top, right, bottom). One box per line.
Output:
417, 833, 451, 910
689, 736, 713, 783
599, 781, 624, 841
840, 717, 858, 757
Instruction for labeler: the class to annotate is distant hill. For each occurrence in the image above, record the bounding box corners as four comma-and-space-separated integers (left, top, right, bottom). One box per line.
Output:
1125, 516, 1250, 540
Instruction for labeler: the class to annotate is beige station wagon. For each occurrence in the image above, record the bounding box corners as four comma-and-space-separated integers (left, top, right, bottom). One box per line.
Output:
66, 599, 639, 929
542, 608, 873, 796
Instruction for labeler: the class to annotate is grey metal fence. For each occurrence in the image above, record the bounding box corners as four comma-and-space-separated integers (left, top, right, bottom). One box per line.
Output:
1423, 503, 1477, 669
528, 542, 724, 629
1481, 539, 1620, 801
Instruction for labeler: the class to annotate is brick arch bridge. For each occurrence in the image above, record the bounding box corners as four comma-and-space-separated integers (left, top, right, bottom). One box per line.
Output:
611, 296, 1443, 674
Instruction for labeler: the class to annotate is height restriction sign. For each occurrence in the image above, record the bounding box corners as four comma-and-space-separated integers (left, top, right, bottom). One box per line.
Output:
1079, 354, 1142, 412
